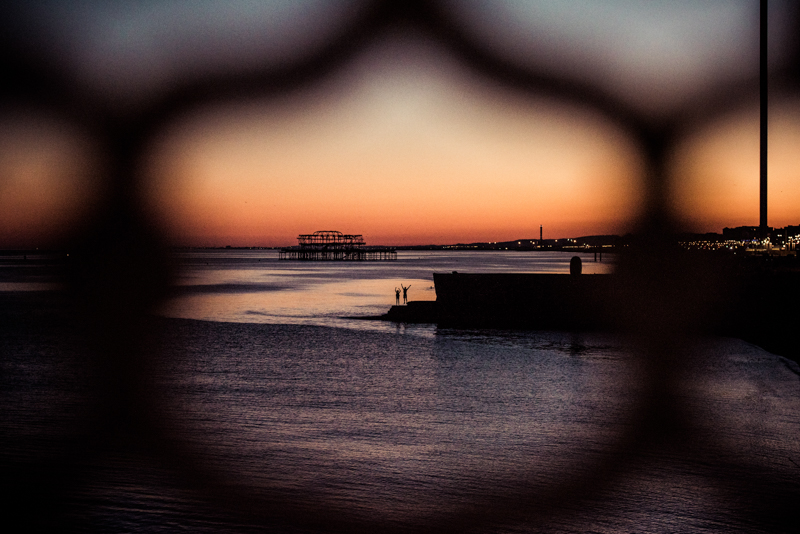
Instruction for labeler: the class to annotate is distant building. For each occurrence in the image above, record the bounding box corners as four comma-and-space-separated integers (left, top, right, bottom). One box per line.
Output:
783, 225, 800, 238
722, 226, 765, 242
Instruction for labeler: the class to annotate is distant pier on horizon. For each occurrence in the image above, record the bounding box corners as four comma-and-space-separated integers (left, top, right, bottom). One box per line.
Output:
279, 230, 397, 261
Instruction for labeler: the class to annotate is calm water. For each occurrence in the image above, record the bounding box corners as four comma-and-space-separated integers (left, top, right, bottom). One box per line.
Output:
159, 250, 612, 334
2, 251, 799, 532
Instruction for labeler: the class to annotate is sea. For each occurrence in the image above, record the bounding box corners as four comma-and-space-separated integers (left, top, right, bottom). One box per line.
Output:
1, 250, 799, 533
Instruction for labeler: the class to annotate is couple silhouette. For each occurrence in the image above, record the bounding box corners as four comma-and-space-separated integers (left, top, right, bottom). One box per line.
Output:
395, 284, 410, 305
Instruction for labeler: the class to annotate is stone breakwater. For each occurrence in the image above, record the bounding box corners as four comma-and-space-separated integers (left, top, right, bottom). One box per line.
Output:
381, 271, 800, 363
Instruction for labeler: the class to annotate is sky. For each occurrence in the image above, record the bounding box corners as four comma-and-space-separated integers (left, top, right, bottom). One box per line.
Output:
0, 1, 798, 247
143, 39, 645, 246
671, 98, 800, 232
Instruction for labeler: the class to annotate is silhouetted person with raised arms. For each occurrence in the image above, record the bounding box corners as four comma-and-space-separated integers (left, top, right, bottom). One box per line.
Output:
395, 287, 400, 305
401, 284, 410, 304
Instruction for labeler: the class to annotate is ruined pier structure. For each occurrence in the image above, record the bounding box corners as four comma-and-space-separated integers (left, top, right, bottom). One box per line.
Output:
279, 230, 396, 261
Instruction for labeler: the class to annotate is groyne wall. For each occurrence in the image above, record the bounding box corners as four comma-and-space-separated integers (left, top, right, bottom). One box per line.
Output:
384, 271, 798, 360
433, 272, 613, 330
382, 272, 800, 361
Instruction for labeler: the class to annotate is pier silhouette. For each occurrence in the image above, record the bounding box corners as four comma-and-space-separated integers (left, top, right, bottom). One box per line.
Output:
279, 231, 396, 261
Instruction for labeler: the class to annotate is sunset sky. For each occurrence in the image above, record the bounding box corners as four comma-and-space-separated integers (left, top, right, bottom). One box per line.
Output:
1, 1, 797, 247
144, 40, 646, 246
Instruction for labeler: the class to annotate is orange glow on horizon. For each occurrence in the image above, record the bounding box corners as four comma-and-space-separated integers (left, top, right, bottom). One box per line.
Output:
670, 97, 800, 232
0, 114, 99, 247
3, 44, 797, 249
144, 41, 645, 247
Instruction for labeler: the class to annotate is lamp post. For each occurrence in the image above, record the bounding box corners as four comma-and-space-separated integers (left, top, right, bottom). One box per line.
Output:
760, 0, 768, 235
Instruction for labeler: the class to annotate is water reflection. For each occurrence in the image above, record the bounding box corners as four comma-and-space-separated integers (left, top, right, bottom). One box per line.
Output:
158, 249, 614, 335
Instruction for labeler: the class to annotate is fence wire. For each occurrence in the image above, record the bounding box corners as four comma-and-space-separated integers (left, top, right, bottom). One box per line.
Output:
1, 1, 799, 532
